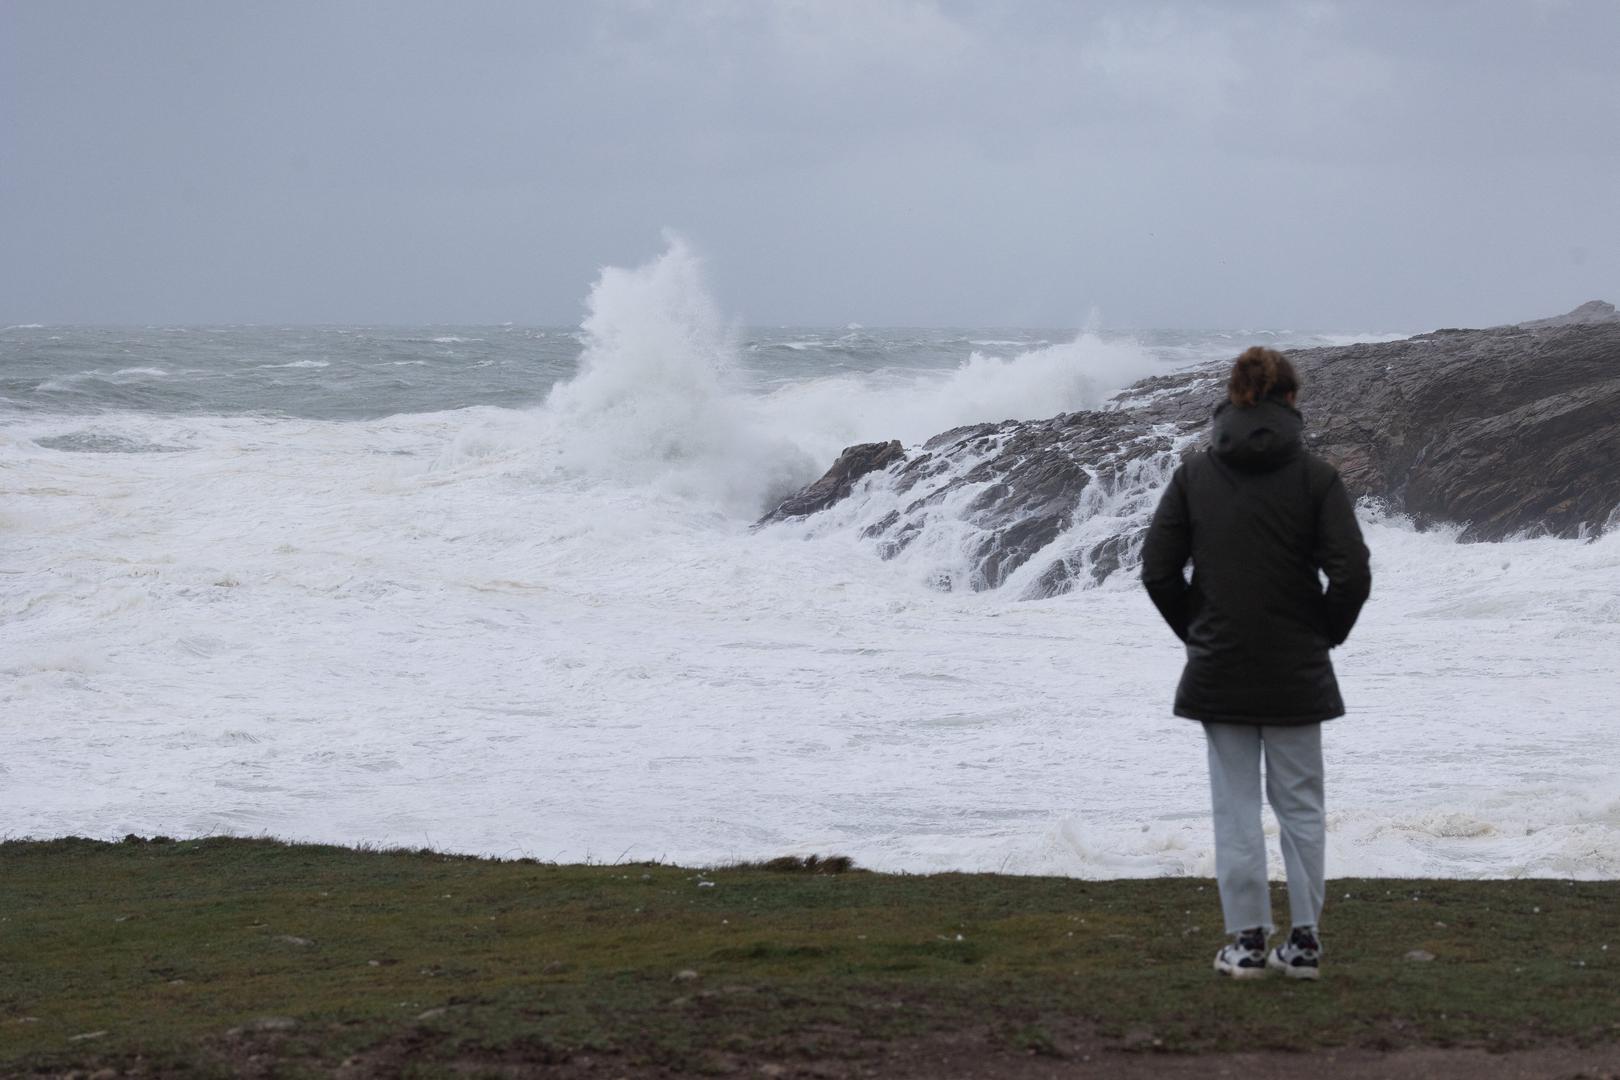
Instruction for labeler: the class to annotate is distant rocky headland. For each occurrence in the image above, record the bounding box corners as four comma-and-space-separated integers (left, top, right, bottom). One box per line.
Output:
758, 303, 1620, 598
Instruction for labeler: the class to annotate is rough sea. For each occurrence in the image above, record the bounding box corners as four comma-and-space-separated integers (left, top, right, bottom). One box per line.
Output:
6, 240, 1618, 879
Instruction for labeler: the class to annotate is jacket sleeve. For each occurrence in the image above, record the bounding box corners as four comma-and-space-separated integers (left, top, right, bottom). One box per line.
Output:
1140, 463, 1192, 642
1313, 473, 1372, 646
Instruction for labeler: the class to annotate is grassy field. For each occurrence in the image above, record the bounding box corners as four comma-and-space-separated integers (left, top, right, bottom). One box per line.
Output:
5, 837, 1620, 1077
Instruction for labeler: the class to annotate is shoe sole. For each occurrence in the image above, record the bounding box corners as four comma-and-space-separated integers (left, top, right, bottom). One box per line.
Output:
1266, 952, 1321, 980
1213, 957, 1270, 979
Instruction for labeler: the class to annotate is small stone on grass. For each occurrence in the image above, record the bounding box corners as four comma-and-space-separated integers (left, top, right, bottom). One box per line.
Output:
252, 1017, 298, 1031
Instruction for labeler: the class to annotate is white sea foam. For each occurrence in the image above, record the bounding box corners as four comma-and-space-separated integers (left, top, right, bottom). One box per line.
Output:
4, 242, 1617, 879
751, 334, 1161, 472
5, 407, 1617, 877
259, 359, 330, 369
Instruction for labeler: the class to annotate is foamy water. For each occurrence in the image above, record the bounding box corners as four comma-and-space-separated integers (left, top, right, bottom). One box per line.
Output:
4, 240, 1616, 879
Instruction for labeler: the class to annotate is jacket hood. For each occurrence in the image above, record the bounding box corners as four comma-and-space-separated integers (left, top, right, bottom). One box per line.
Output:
1211, 397, 1304, 472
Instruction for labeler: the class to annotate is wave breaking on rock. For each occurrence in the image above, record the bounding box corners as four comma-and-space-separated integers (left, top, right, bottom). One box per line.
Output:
757, 304, 1620, 597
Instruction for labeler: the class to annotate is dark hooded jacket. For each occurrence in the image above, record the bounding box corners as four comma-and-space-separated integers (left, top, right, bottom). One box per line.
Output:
1140, 397, 1372, 725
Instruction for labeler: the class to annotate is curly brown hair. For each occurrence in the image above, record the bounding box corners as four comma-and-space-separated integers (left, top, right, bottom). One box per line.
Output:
1227, 346, 1300, 408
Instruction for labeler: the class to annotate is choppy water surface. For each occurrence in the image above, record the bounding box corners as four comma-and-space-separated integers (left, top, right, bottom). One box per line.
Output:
4, 243, 1616, 878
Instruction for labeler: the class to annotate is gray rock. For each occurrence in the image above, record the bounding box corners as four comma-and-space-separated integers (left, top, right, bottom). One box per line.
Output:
1405, 949, 1437, 962
1515, 300, 1619, 328
755, 440, 905, 525
757, 308, 1620, 595
863, 410, 1177, 593
1273, 318, 1620, 542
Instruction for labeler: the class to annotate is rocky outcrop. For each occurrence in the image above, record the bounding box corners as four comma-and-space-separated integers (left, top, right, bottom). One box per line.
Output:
759, 305, 1620, 596
854, 412, 1181, 592
1516, 299, 1618, 329
1271, 320, 1620, 541
756, 440, 905, 524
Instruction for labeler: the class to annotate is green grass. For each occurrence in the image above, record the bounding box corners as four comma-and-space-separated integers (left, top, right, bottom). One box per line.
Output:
4, 836, 1619, 1076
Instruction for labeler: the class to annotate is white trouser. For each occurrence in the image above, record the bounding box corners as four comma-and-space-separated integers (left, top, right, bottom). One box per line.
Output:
1203, 721, 1325, 935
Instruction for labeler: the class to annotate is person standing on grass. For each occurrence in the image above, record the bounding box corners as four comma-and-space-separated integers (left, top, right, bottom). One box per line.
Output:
1139, 346, 1372, 980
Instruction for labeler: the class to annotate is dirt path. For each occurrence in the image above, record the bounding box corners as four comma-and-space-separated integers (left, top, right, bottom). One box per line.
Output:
330, 1031, 1620, 1080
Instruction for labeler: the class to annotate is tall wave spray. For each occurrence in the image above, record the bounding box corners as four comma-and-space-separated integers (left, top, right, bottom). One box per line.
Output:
447, 234, 1167, 556
756, 332, 1165, 464
538, 234, 817, 516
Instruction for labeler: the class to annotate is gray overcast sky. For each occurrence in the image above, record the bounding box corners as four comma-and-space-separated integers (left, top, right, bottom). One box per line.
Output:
2, 1, 1617, 328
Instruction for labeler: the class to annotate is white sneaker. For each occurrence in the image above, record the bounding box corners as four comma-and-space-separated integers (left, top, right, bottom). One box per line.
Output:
1213, 927, 1269, 978
1266, 926, 1322, 980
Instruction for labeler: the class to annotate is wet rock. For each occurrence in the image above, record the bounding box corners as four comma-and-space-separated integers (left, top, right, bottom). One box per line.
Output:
1135, 317, 1620, 544
770, 408, 1185, 594
1273, 317, 1620, 541
755, 441, 905, 524
757, 306, 1620, 593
